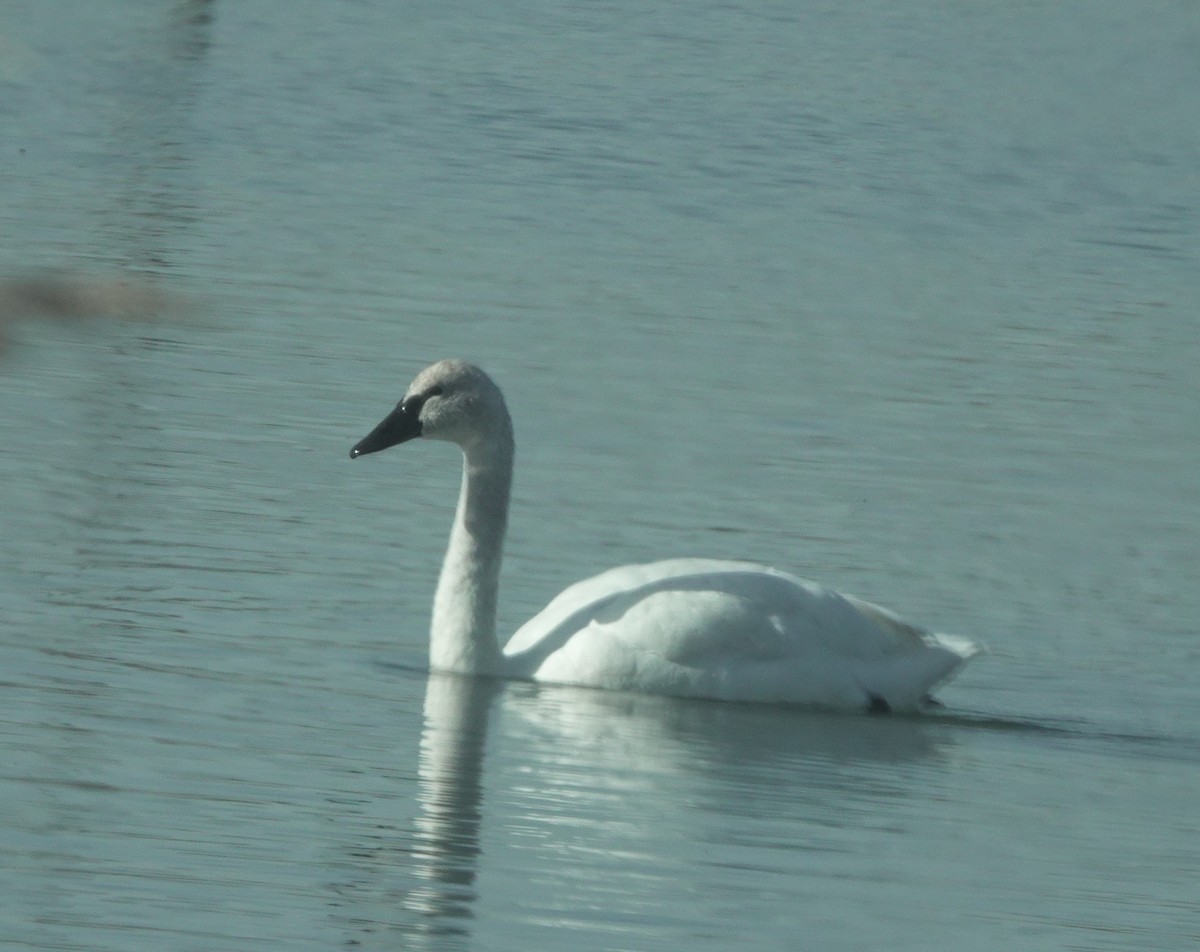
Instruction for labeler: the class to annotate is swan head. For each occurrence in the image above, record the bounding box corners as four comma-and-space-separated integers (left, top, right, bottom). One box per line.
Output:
350, 359, 511, 459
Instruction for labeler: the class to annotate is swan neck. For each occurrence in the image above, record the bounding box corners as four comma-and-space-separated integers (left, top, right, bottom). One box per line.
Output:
429, 431, 512, 674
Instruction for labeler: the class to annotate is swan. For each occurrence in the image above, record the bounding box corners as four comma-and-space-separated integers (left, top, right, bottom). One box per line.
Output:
350, 359, 981, 712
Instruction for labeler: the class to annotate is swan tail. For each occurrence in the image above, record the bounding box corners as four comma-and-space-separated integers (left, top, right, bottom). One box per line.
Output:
866, 632, 982, 712
929, 631, 986, 661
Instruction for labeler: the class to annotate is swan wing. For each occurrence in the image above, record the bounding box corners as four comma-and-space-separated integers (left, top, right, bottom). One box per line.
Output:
502, 559, 979, 709
504, 558, 791, 655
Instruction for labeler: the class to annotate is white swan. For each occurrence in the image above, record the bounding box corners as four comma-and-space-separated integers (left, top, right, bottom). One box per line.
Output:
351, 359, 981, 712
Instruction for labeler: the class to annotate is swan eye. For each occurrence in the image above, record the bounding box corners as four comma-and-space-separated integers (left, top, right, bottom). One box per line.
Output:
401, 385, 444, 415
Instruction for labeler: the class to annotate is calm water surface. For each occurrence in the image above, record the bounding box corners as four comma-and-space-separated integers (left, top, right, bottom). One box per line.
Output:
1, 1, 1198, 949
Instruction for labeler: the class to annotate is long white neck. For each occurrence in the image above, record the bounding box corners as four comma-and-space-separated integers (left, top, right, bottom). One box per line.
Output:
429, 424, 513, 675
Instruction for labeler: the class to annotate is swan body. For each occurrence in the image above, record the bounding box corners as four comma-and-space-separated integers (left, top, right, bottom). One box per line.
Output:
351, 359, 980, 712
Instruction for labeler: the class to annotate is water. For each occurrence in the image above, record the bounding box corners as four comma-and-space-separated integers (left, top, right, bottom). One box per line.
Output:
2, 0, 1198, 949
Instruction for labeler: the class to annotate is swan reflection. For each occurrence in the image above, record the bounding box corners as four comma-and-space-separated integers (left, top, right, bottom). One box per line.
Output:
400, 673, 499, 943
396, 672, 956, 945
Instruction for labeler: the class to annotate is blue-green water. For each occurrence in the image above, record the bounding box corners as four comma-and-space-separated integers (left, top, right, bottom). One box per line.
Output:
1, 1, 1198, 949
